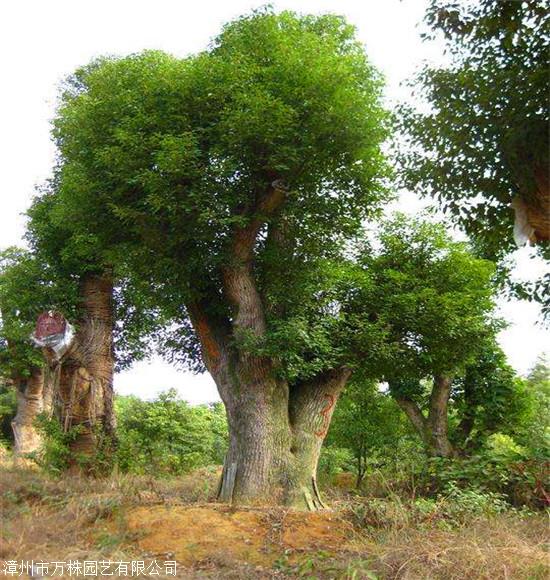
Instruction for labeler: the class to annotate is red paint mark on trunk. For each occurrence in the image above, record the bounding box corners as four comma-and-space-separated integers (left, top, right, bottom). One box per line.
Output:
314, 394, 335, 438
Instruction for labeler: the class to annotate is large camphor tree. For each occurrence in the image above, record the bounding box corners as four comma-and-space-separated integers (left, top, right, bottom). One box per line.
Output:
46, 10, 390, 506
398, 0, 549, 309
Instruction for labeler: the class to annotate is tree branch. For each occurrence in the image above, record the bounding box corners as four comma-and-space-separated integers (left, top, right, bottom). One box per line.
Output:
395, 396, 427, 440
187, 301, 230, 375
289, 367, 352, 435
222, 180, 288, 338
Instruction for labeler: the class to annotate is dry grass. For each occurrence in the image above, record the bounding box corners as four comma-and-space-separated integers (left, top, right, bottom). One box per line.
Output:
0, 459, 548, 579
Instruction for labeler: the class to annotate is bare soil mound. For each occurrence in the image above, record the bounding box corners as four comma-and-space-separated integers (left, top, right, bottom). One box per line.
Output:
124, 504, 355, 567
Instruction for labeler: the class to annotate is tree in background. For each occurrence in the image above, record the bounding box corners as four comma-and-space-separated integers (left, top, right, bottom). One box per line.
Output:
398, 0, 549, 311
326, 380, 409, 487
452, 339, 533, 453
352, 216, 498, 457
116, 390, 227, 476
520, 353, 550, 460
26, 177, 164, 470
0, 248, 77, 457
44, 9, 390, 507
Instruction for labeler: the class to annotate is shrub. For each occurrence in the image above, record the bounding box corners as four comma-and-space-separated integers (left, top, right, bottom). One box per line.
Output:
115, 389, 227, 476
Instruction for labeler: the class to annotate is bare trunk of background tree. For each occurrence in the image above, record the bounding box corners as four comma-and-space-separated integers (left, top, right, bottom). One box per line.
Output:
396, 375, 454, 458
45, 272, 116, 472
11, 367, 49, 458
427, 375, 454, 457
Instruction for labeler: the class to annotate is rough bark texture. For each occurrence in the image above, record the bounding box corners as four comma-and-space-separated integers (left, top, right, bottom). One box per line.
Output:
287, 369, 351, 508
427, 375, 454, 457
211, 361, 350, 509
11, 367, 49, 457
45, 272, 116, 471
188, 180, 351, 508
396, 375, 455, 458
505, 119, 550, 243
456, 378, 476, 454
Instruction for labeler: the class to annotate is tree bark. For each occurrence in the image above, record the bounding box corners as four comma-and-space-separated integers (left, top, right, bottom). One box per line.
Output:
427, 375, 454, 458
395, 375, 455, 458
189, 181, 351, 508
190, 303, 351, 508
287, 368, 351, 508
45, 272, 116, 472
11, 367, 48, 458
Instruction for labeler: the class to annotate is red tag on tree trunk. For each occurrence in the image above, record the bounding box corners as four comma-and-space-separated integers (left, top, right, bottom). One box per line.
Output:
35, 311, 66, 339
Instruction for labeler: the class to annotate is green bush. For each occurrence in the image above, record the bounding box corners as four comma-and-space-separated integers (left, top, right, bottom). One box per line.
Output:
0, 381, 16, 446
318, 446, 355, 484
115, 389, 227, 476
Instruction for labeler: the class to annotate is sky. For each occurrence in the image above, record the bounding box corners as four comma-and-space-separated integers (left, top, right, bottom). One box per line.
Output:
1, 0, 548, 403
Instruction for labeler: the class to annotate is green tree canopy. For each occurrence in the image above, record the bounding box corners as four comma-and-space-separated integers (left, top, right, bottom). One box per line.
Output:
347, 215, 500, 457
0, 247, 78, 381
398, 0, 549, 307
30, 8, 391, 506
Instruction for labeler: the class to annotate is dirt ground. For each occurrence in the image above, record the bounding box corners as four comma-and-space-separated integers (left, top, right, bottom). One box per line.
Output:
122, 504, 357, 568
1, 463, 548, 579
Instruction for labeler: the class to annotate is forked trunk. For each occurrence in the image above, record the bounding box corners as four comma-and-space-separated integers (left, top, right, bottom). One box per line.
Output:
286, 369, 351, 509
395, 375, 455, 458
427, 375, 454, 457
11, 367, 49, 458
191, 180, 348, 508
214, 351, 350, 509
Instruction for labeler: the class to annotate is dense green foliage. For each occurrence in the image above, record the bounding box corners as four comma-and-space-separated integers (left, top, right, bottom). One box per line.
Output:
115, 390, 227, 475
451, 339, 535, 451
325, 381, 411, 486
399, 0, 549, 262
0, 247, 77, 380
29, 8, 390, 377
325, 355, 550, 508
0, 380, 16, 444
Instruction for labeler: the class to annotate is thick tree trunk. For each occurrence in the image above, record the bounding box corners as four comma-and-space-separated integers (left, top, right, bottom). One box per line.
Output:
287, 369, 351, 508
395, 375, 455, 458
46, 272, 116, 472
212, 352, 350, 508
217, 370, 292, 505
191, 181, 350, 508
11, 367, 47, 457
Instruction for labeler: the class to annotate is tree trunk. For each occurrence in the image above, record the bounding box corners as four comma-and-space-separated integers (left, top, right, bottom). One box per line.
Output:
395, 375, 455, 458
46, 272, 116, 472
217, 368, 292, 505
11, 367, 47, 457
287, 369, 351, 509
190, 181, 350, 508
396, 396, 430, 447
427, 375, 454, 458
212, 353, 350, 508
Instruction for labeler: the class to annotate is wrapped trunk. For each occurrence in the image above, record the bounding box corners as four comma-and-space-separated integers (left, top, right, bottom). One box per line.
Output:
42, 272, 116, 472
11, 367, 50, 457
